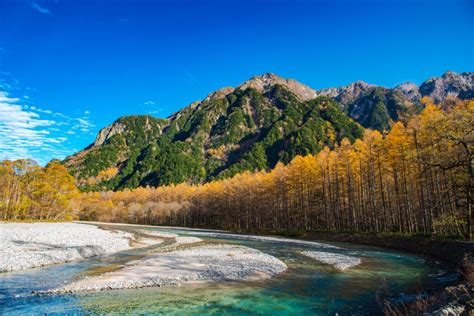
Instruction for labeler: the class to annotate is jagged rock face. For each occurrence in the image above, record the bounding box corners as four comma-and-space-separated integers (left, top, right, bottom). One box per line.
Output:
205, 87, 235, 102
394, 82, 421, 102
316, 71, 473, 130
319, 81, 376, 111
93, 116, 163, 147
93, 122, 126, 147
419, 71, 473, 102
238, 73, 318, 101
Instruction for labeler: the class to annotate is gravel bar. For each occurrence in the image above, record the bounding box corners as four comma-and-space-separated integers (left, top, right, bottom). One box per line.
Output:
301, 250, 361, 271
0, 222, 142, 272
43, 244, 287, 294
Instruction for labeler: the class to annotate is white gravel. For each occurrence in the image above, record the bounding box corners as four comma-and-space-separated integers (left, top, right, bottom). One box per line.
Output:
0, 223, 137, 272
188, 232, 341, 249
135, 231, 201, 247
174, 236, 202, 245
43, 244, 287, 294
301, 251, 361, 271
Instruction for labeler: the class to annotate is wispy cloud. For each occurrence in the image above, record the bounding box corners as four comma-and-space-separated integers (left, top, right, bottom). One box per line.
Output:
0, 87, 95, 164
149, 109, 163, 115
144, 100, 155, 105
71, 116, 95, 134
0, 91, 59, 163
31, 1, 52, 15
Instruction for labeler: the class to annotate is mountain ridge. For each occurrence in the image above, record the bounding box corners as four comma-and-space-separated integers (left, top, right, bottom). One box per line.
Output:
64, 71, 473, 190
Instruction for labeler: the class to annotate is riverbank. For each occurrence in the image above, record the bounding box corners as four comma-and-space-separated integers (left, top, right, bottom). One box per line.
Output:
294, 231, 473, 281
226, 228, 473, 271
240, 229, 473, 315
76, 221, 473, 271
1, 221, 462, 314
0, 222, 161, 272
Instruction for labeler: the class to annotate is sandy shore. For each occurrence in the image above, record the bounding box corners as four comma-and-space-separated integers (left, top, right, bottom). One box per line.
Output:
301, 250, 361, 271
43, 244, 288, 294
0, 222, 160, 272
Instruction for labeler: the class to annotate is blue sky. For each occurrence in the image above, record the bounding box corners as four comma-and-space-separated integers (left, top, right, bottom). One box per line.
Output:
0, 0, 473, 164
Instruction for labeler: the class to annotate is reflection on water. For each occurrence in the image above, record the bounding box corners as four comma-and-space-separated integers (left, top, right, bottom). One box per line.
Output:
0, 224, 459, 315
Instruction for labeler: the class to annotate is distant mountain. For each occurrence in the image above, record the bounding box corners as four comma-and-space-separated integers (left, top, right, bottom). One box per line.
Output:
318, 71, 473, 130
419, 70, 474, 102
64, 71, 473, 190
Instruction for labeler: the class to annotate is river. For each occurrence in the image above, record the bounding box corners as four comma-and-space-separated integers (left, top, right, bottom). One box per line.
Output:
0, 223, 459, 315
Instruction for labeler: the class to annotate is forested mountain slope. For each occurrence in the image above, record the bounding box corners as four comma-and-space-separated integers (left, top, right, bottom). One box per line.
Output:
64, 71, 473, 190
65, 79, 362, 189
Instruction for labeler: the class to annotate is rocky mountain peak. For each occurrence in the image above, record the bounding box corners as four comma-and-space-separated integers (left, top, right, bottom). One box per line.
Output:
395, 82, 421, 102
420, 71, 473, 102
318, 80, 377, 109
396, 82, 418, 91
205, 86, 235, 102
345, 80, 375, 91
238, 73, 318, 101
442, 70, 457, 78
93, 121, 126, 147
92, 115, 161, 147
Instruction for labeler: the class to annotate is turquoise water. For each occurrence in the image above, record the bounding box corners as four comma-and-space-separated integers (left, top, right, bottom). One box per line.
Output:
0, 225, 459, 315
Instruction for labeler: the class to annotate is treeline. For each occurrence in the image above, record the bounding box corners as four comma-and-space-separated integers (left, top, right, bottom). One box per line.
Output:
0, 161, 78, 220
77, 99, 473, 239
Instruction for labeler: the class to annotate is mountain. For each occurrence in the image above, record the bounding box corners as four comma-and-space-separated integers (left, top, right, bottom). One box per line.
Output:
317, 71, 473, 131
419, 70, 474, 102
65, 74, 363, 190
64, 71, 473, 190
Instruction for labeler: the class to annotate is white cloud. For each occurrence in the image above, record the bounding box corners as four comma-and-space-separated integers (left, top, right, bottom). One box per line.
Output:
149, 109, 163, 114
0, 91, 58, 162
144, 100, 155, 105
72, 116, 95, 134
0, 90, 87, 165
31, 1, 52, 15
0, 92, 19, 103
36, 108, 53, 114
76, 118, 92, 126
0, 71, 98, 164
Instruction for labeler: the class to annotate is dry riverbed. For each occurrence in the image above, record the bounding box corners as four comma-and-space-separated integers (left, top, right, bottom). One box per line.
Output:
0, 222, 161, 272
